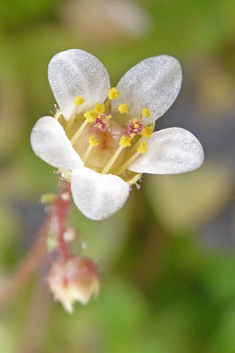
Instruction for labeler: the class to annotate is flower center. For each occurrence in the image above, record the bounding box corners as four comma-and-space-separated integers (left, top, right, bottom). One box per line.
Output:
57, 88, 153, 185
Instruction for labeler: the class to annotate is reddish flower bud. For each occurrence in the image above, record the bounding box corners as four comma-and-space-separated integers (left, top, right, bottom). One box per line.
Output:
48, 256, 99, 312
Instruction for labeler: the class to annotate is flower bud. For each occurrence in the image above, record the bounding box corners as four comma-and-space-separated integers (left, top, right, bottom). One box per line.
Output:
48, 256, 99, 312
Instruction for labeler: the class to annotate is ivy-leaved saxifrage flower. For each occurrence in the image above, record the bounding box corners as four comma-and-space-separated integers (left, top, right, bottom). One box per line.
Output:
30, 49, 204, 221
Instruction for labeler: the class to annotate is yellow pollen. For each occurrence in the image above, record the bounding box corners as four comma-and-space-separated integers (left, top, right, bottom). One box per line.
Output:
142, 108, 151, 117
118, 103, 128, 114
89, 136, 99, 146
119, 135, 132, 147
84, 110, 97, 123
141, 126, 153, 138
94, 103, 106, 114
73, 96, 85, 106
137, 141, 147, 154
108, 87, 119, 100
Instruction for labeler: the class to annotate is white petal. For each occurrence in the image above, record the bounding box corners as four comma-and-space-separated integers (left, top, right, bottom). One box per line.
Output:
129, 128, 204, 174
48, 49, 111, 120
30, 116, 83, 169
112, 55, 182, 125
71, 168, 130, 220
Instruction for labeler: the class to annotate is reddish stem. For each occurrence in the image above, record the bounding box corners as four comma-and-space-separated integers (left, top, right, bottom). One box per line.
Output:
52, 195, 71, 260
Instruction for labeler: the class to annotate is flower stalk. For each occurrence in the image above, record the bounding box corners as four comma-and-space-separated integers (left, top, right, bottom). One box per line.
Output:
0, 181, 99, 313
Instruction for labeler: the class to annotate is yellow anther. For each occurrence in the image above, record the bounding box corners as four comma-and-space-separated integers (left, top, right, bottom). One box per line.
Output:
89, 136, 99, 147
141, 126, 153, 138
119, 135, 132, 148
94, 103, 106, 114
142, 107, 151, 117
118, 103, 128, 114
84, 110, 97, 123
137, 141, 147, 154
74, 96, 85, 106
108, 87, 119, 100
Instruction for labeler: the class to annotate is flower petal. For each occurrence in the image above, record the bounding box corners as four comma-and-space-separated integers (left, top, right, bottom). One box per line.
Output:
71, 167, 130, 220
129, 128, 204, 174
30, 116, 83, 169
113, 55, 182, 125
48, 49, 111, 120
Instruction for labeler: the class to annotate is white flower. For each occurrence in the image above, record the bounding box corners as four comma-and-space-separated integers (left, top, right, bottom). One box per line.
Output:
30, 49, 204, 220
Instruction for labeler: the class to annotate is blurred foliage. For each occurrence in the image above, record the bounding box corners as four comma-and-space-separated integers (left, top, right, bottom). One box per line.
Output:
0, 0, 235, 352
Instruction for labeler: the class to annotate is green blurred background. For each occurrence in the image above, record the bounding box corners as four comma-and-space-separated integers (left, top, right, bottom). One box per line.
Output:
1, 0, 235, 352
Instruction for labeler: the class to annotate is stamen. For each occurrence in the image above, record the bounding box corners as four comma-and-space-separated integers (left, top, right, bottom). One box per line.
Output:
137, 141, 147, 154
74, 96, 85, 107
108, 87, 119, 100
70, 119, 89, 145
119, 135, 132, 147
141, 125, 153, 138
89, 136, 99, 147
142, 107, 151, 118
117, 141, 147, 175
103, 89, 118, 111
66, 96, 85, 132
94, 103, 106, 114
84, 110, 97, 123
118, 103, 128, 114
101, 135, 132, 174
70, 109, 98, 145
82, 136, 99, 164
